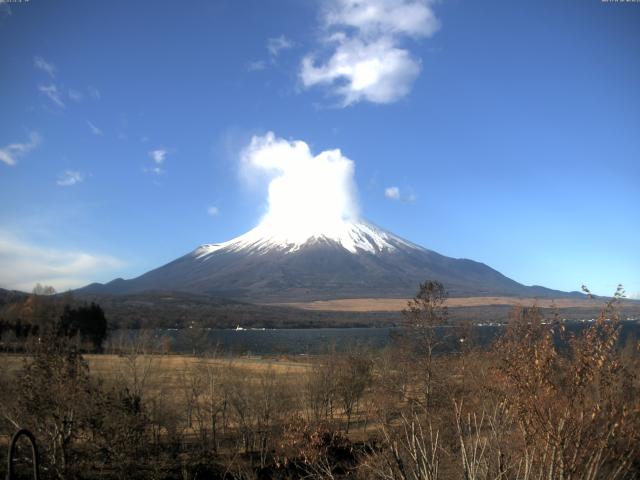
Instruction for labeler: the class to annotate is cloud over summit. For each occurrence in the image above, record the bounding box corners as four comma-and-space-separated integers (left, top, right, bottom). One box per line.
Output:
241, 132, 359, 237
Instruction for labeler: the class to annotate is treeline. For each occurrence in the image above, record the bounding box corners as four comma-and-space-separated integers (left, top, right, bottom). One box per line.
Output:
28, 291, 640, 331
75, 291, 400, 329
0, 282, 638, 479
0, 286, 108, 352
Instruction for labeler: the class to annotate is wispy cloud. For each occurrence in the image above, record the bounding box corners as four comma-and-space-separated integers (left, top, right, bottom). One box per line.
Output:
246, 60, 267, 72
87, 85, 101, 100
56, 170, 84, 187
0, 132, 41, 166
384, 186, 400, 200
144, 166, 164, 176
300, 0, 440, 106
248, 35, 294, 72
207, 206, 220, 216
0, 233, 124, 292
34, 58, 99, 107
33, 57, 67, 108
149, 149, 167, 164
144, 149, 168, 176
38, 83, 65, 108
34, 56, 56, 78
268, 35, 294, 57
68, 89, 84, 102
384, 185, 416, 202
87, 120, 103, 136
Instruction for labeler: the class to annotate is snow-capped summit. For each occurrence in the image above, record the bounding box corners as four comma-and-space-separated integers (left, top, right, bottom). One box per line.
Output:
194, 220, 417, 256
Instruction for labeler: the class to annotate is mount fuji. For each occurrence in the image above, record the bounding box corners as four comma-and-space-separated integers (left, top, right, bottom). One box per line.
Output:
78, 220, 578, 302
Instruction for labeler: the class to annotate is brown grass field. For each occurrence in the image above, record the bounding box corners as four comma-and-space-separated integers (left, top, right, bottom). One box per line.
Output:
269, 296, 617, 312
1, 352, 313, 372
0, 353, 311, 397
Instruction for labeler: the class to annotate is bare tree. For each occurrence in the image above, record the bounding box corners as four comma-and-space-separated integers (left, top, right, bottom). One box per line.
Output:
113, 330, 160, 401
335, 350, 372, 433
305, 356, 339, 423
14, 342, 97, 479
32, 283, 57, 296
363, 410, 441, 480
402, 281, 448, 407
194, 355, 229, 451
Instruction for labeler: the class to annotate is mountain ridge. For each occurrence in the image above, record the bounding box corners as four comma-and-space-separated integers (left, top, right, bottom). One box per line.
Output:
77, 220, 584, 302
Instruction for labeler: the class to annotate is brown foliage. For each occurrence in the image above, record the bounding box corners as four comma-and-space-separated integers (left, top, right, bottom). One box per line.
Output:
1, 286, 639, 479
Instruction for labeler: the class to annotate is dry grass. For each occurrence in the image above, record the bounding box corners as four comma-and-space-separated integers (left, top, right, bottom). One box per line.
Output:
270, 296, 611, 312
0, 353, 312, 384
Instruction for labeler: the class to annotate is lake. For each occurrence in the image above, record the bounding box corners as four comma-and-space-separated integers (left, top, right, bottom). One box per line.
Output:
111, 320, 640, 355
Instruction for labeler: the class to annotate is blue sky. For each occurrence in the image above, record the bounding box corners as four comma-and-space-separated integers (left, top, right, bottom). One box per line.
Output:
0, 0, 638, 297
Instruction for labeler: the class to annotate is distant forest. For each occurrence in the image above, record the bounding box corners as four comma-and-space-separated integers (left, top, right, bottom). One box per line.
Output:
3, 286, 638, 336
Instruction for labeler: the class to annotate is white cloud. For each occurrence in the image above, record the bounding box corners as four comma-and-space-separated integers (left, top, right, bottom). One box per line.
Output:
145, 148, 171, 177
34, 56, 56, 78
149, 149, 167, 164
324, 0, 439, 38
384, 186, 400, 200
302, 37, 421, 105
0, 132, 41, 166
629, 291, 640, 300
68, 89, 84, 101
56, 170, 84, 187
241, 132, 359, 241
268, 35, 294, 57
87, 120, 103, 136
0, 233, 124, 292
38, 83, 65, 108
300, 0, 439, 106
384, 185, 416, 202
207, 206, 220, 216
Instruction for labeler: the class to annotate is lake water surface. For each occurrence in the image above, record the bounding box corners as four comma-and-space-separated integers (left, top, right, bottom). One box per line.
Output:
116, 321, 640, 355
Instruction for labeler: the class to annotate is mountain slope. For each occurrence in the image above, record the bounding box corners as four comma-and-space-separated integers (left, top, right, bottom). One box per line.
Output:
78, 221, 580, 301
